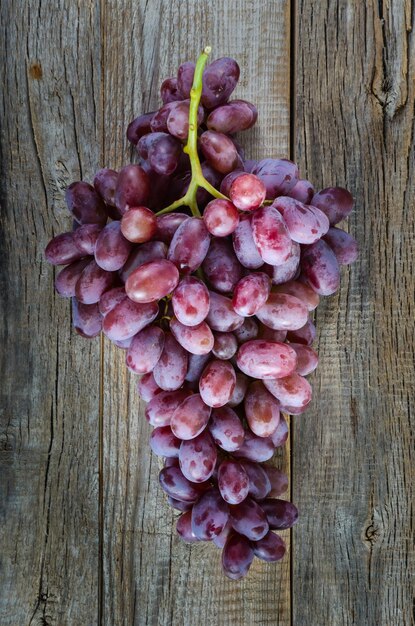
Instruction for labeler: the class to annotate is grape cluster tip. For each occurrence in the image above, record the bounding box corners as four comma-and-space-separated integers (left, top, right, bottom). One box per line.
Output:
45, 47, 358, 580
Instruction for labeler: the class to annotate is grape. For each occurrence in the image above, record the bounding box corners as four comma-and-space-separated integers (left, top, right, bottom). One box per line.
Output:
168, 497, 192, 513
232, 272, 270, 316
176, 510, 200, 543
256, 292, 308, 331
236, 340, 297, 379
145, 389, 191, 427
167, 217, 210, 273
229, 173, 266, 211
93, 168, 118, 206
125, 259, 179, 303
150, 425, 181, 458
126, 326, 165, 374
264, 373, 312, 409
288, 178, 315, 204
170, 393, 211, 440
55, 258, 91, 297
286, 319, 316, 346
233, 318, 259, 344
179, 430, 217, 483
75, 260, 116, 305
311, 187, 354, 225
153, 332, 188, 391
94, 222, 132, 271
206, 291, 244, 332
159, 466, 203, 502
222, 533, 254, 580
323, 226, 359, 265
202, 238, 242, 294
126, 112, 155, 144
208, 406, 244, 452
206, 99, 257, 133
212, 332, 238, 360
45, 232, 86, 266
177, 61, 195, 98
252, 158, 299, 198
270, 240, 301, 285
243, 159, 258, 172
261, 499, 299, 529
212, 520, 232, 548
301, 239, 340, 295
218, 460, 249, 504
98, 287, 126, 316
185, 353, 210, 383
241, 461, 271, 500
115, 164, 150, 214
73, 224, 103, 255
156, 212, 189, 244
191, 488, 230, 539
120, 206, 157, 243
199, 131, 239, 174
72, 299, 102, 338
150, 101, 180, 133
258, 326, 287, 343
273, 196, 329, 244
244, 381, 281, 437
290, 343, 319, 376
220, 170, 245, 197
228, 372, 249, 407
164, 457, 180, 469
160, 77, 181, 103
251, 206, 292, 265
201, 57, 240, 108
103, 298, 158, 341
263, 466, 288, 497
203, 199, 240, 237
65, 181, 107, 226
148, 134, 182, 176
167, 100, 204, 140
229, 497, 269, 540
251, 531, 286, 562
199, 360, 236, 408
120, 240, 167, 282
137, 372, 161, 402
274, 280, 319, 311
270, 417, 288, 448
170, 317, 214, 355
233, 430, 275, 462
232, 215, 264, 270
172, 276, 210, 326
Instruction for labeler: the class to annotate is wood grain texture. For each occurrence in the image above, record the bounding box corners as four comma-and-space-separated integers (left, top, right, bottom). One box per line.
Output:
101, 1, 292, 625
293, 1, 415, 625
0, 2, 102, 625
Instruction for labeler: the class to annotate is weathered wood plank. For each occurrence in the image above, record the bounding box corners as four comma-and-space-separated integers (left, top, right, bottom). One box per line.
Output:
0, 2, 102, 624
101, 1, 292, 624
293, 1, 415, 624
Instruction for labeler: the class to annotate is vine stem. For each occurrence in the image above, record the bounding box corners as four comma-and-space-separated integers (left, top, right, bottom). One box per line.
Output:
156, 46, 228, 217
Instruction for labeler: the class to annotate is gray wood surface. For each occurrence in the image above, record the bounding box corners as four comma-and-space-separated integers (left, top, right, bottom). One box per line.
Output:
0, 2, 102, 625
293, 1, 415, 625
1, 1, 413, 625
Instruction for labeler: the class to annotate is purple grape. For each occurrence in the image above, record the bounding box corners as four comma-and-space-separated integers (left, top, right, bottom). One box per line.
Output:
251, 531, 286, 562
201, 57, 240, 109
208, 406, 245, 452
229, 497, 269, 540
191, 488, 230, 539
222, 533, 254, 580
65, 181, 108, 226
179, 430, 217, 483
261, 499, 299, 529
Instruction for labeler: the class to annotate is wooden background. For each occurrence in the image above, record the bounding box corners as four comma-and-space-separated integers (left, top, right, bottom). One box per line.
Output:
1, 1, 414, 624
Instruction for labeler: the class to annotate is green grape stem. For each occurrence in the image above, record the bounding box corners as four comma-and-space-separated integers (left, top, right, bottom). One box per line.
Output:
156, 46, 228, 218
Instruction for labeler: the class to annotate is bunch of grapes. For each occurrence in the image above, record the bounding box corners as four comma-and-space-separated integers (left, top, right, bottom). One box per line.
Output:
45, 47, 358, 580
